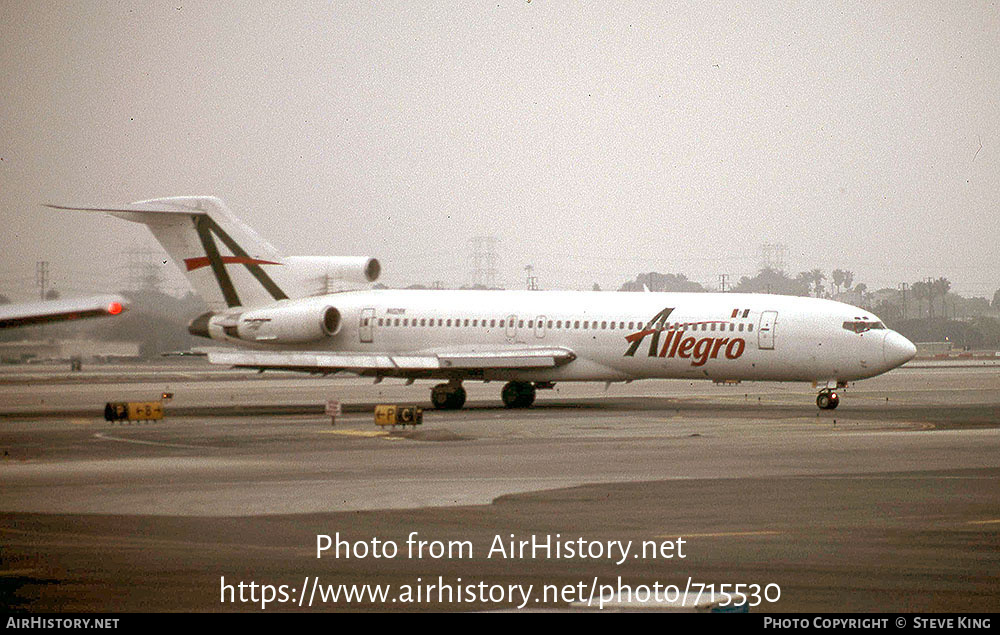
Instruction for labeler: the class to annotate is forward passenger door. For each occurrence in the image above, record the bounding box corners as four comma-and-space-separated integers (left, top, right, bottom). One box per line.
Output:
758, 310, 777, 350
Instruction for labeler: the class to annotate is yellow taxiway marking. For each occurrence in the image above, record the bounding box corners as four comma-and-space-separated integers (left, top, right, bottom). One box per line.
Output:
966, 519, 1000, 526
657, 531, 783, 539
318, 430, 389, 438
0, 527, 311, 556
0, 568, 37, 577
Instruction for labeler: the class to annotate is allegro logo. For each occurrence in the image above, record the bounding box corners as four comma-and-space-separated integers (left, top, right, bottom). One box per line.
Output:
624, 307, 746, 366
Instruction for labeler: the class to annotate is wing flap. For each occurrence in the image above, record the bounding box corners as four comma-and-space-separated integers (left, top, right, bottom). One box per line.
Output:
204, 347, 576, 373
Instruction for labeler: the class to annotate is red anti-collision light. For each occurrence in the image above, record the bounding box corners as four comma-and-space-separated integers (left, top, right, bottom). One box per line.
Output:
107, 301, 123, 315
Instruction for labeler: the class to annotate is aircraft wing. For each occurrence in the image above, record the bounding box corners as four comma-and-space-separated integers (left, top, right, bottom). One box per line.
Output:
204, 346, 577, 374
0, 294, 128, 329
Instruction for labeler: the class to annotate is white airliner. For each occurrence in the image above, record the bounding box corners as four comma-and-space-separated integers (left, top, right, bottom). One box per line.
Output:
49, 196, 916, 411
0, 294, 128, 329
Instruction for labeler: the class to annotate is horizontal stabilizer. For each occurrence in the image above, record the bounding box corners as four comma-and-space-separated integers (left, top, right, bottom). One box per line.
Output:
48, 196, 380, 309
44, 203, 197, 218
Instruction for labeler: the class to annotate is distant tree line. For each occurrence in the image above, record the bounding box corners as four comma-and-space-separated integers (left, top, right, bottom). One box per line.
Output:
618, 273, 705, 292
617, 267, 1000, 348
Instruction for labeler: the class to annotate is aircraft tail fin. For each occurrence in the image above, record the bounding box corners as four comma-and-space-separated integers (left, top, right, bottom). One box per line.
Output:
46, 197, 294, 310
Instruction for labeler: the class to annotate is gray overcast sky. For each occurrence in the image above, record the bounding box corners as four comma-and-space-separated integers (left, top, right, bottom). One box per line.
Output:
2, 1, 998, 300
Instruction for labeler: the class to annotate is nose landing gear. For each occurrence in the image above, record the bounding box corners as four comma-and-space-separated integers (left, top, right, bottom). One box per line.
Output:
816, 389, 840, 410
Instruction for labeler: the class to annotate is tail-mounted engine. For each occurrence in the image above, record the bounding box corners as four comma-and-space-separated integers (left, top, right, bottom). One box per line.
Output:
189, 301, 341, 344
284, 256, 381, 296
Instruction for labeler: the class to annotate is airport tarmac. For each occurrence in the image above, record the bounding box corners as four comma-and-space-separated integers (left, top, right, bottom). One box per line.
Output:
1, 362, 998, 612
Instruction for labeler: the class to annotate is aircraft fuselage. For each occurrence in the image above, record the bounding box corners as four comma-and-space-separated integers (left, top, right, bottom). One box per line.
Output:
200, 289, 915, 386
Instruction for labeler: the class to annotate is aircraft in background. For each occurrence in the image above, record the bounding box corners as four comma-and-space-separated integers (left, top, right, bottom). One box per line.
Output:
0, 294, 128, 329
50, 197, 915, 410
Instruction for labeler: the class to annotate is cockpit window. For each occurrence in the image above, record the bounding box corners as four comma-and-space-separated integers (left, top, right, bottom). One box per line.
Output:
842, 319, 885, 333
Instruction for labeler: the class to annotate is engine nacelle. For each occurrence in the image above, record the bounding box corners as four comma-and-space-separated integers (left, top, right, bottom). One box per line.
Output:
285, 256, 381, 296
189, 302, 341, 344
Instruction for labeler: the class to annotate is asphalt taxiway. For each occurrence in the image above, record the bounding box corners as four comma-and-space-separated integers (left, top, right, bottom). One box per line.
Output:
1, 362, 998, 612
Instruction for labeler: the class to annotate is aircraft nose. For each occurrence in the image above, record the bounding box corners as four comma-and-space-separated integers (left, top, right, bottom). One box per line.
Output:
883, 330, 917, 368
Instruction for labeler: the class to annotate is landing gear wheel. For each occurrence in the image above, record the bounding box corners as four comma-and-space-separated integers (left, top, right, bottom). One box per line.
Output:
431, 383, 466, 410
449, 385, 466, 409
816, 391, 840, 410
501, 381, 536, 408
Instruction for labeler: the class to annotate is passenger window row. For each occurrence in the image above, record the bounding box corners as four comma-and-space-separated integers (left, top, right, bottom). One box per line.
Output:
363, 317, 754, 332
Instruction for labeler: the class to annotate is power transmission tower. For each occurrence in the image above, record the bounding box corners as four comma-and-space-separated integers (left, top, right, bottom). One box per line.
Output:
35, 261, 49, 300
758, 243, 788, 273
126, 249, 164, 293
525, 265, 538, 291
718, 273, 730, 292
468, 236, 499, 288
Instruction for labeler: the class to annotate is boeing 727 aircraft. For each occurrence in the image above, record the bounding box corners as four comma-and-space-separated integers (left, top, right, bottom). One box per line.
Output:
50, 197, 916, 410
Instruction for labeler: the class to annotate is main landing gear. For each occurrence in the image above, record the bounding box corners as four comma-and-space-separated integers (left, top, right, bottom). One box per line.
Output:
501, 381, 536, 409
431, 380, 542, 410
431, 381, 466, 410
816, 389, 840, 410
